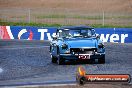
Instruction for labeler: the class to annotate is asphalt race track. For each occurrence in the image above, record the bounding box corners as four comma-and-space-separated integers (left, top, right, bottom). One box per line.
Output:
0, 40, 132, 86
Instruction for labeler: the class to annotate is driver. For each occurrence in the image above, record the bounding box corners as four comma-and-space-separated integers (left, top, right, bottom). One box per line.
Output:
74, 31, 80, 36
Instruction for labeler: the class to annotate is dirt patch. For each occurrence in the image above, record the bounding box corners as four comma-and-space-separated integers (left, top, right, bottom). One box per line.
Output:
0, 0, 132, 26
0, 0, 132, 13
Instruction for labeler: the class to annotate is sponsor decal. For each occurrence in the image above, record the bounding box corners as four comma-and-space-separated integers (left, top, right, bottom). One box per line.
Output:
18, 29, 33, 40
100, 34, 128, 43
0, 26, 11, 39
76, 66, 131, 85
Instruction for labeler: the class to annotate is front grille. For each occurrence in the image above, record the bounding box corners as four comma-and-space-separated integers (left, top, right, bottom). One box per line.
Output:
70, 48, 97, 54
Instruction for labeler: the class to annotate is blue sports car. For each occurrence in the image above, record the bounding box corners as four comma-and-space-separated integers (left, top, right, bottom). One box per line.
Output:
50, 26, 105, 65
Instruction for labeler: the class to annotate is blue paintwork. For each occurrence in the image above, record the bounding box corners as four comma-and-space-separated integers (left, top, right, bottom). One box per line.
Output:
50, 26, 105, 61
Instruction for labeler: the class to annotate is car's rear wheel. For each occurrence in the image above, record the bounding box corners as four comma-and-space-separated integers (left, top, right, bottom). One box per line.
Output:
51, 55, 57, 63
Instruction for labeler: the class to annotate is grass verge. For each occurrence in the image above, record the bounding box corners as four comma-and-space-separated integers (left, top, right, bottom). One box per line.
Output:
0, 21, 132, 28
36, 14, 132, 20
36, 15, 102, 20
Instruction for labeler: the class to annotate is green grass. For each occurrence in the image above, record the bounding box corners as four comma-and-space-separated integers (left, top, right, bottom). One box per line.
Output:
74, 15, 102, 20
112, 16, 132, 19
91, 24, 132, 28
10, 16, 26, 19
0, 21, 62, 27
36, 14, 102, 20
37, 14, 67, 19
36, 14, 132, 20
0, 21, 132, 28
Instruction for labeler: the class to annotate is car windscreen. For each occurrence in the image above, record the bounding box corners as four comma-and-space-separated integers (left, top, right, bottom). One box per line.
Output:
58, 29, 94, 38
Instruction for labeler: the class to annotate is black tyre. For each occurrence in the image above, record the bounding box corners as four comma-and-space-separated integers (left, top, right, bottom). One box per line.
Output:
57, 56, 65, 65
98, 58, 105, 64
56, 47, 65, 65
51, 55, 57, 63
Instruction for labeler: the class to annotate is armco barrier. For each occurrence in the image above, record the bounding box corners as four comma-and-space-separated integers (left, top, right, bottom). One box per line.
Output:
0, 26, 132, 43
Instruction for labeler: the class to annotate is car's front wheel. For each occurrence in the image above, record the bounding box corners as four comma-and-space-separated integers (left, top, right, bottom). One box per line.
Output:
51, 55, 57, 63
57, 56, 65, 65
56, 47, 65, 65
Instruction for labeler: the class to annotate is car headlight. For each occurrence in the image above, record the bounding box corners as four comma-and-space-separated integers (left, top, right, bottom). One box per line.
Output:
61, 44, 68, 49
98, 43, 104, 48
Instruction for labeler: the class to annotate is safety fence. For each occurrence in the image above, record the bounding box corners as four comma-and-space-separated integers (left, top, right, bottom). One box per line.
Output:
0, 8, 132, 26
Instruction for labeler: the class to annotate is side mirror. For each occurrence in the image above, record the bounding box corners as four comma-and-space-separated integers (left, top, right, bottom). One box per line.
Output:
96, 34, 100, 39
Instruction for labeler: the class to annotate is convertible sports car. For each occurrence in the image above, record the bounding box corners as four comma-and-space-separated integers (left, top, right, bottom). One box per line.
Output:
49, 26, 105, 65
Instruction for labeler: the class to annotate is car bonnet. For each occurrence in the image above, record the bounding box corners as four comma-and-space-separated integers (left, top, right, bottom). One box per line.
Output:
64, 38, 97, 48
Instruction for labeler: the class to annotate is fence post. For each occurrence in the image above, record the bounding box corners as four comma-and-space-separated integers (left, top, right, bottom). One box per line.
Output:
28, 8, 31, 23
102, 11, 105, 26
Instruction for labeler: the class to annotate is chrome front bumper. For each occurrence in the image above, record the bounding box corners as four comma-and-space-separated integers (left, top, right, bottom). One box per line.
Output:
60, 53, 105, 60
60, 53, 105, 56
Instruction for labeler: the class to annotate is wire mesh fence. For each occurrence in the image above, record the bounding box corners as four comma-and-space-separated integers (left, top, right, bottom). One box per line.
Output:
0, 8, 132, 26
